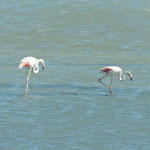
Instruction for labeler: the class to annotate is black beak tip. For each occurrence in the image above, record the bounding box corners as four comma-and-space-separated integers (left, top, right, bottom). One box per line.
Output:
130, 78, 133, 81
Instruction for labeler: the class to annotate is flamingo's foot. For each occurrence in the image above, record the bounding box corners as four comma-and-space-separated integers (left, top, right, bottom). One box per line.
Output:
108, 88, 112, 96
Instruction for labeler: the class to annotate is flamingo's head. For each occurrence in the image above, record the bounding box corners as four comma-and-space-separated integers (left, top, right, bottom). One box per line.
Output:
42, 61, 45, 70
126, 71, 133, 81
38, 59, 45, 70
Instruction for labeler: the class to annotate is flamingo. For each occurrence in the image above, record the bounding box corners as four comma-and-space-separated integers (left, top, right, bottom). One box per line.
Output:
19, 56, 45, 95
98, 66, 133, 96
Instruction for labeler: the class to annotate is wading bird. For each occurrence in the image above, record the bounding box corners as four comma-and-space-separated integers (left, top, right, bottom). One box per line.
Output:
19, 56, 45, 95
98, 66, 133, 96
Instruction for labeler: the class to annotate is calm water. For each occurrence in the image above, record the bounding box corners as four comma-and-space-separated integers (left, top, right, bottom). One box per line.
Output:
0, 0, 150, 149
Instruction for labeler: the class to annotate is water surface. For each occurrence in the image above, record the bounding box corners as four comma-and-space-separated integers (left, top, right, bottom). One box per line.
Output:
0, 0, 150, 150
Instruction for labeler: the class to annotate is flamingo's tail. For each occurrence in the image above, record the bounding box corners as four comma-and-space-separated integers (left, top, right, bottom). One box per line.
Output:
19, 63, 24, 69
19, 62, 29, 69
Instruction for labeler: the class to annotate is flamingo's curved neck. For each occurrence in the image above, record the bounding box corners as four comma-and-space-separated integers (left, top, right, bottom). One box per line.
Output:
33, 64, 39, 73
33, 59, 44, 73
118, 70, 125, 81
33, 59, 40, 73
119, 71, 133, 82
37, 59, 44, 64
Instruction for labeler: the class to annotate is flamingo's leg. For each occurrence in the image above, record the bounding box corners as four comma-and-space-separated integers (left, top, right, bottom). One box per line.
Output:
98, 74, 109, 89
109, 76, 113, 96
26, 67, 32, 95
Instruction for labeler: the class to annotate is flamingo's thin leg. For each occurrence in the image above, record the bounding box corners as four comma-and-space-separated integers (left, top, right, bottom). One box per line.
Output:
98, 74, 109, 89
109, 76, 113, 96
26, 67, 32, 95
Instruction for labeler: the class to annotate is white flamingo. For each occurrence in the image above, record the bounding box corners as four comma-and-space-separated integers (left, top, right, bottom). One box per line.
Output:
19, 56, 45, 95
98, 66, 133, 96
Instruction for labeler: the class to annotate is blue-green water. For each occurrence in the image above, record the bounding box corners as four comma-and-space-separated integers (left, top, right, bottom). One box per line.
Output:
0, 0, 150, 149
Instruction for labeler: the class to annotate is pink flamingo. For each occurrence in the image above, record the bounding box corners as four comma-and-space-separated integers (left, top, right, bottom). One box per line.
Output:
19, 56, 45, 95
98, 66, 133, 96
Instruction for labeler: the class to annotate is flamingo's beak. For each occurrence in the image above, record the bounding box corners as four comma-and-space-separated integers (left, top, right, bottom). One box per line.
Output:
42, 64, 45, 70
130, 77, 133, 81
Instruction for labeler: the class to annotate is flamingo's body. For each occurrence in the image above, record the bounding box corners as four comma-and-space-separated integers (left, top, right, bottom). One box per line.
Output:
98, 66, 133, 96
19, 56, 45, 95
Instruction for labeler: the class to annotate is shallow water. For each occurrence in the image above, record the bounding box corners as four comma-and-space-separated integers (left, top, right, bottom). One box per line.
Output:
0, 0, 150, 149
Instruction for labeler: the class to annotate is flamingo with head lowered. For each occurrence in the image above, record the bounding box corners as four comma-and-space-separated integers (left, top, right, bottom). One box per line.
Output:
98, 66, 133, 96
19, 56, 45, 95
